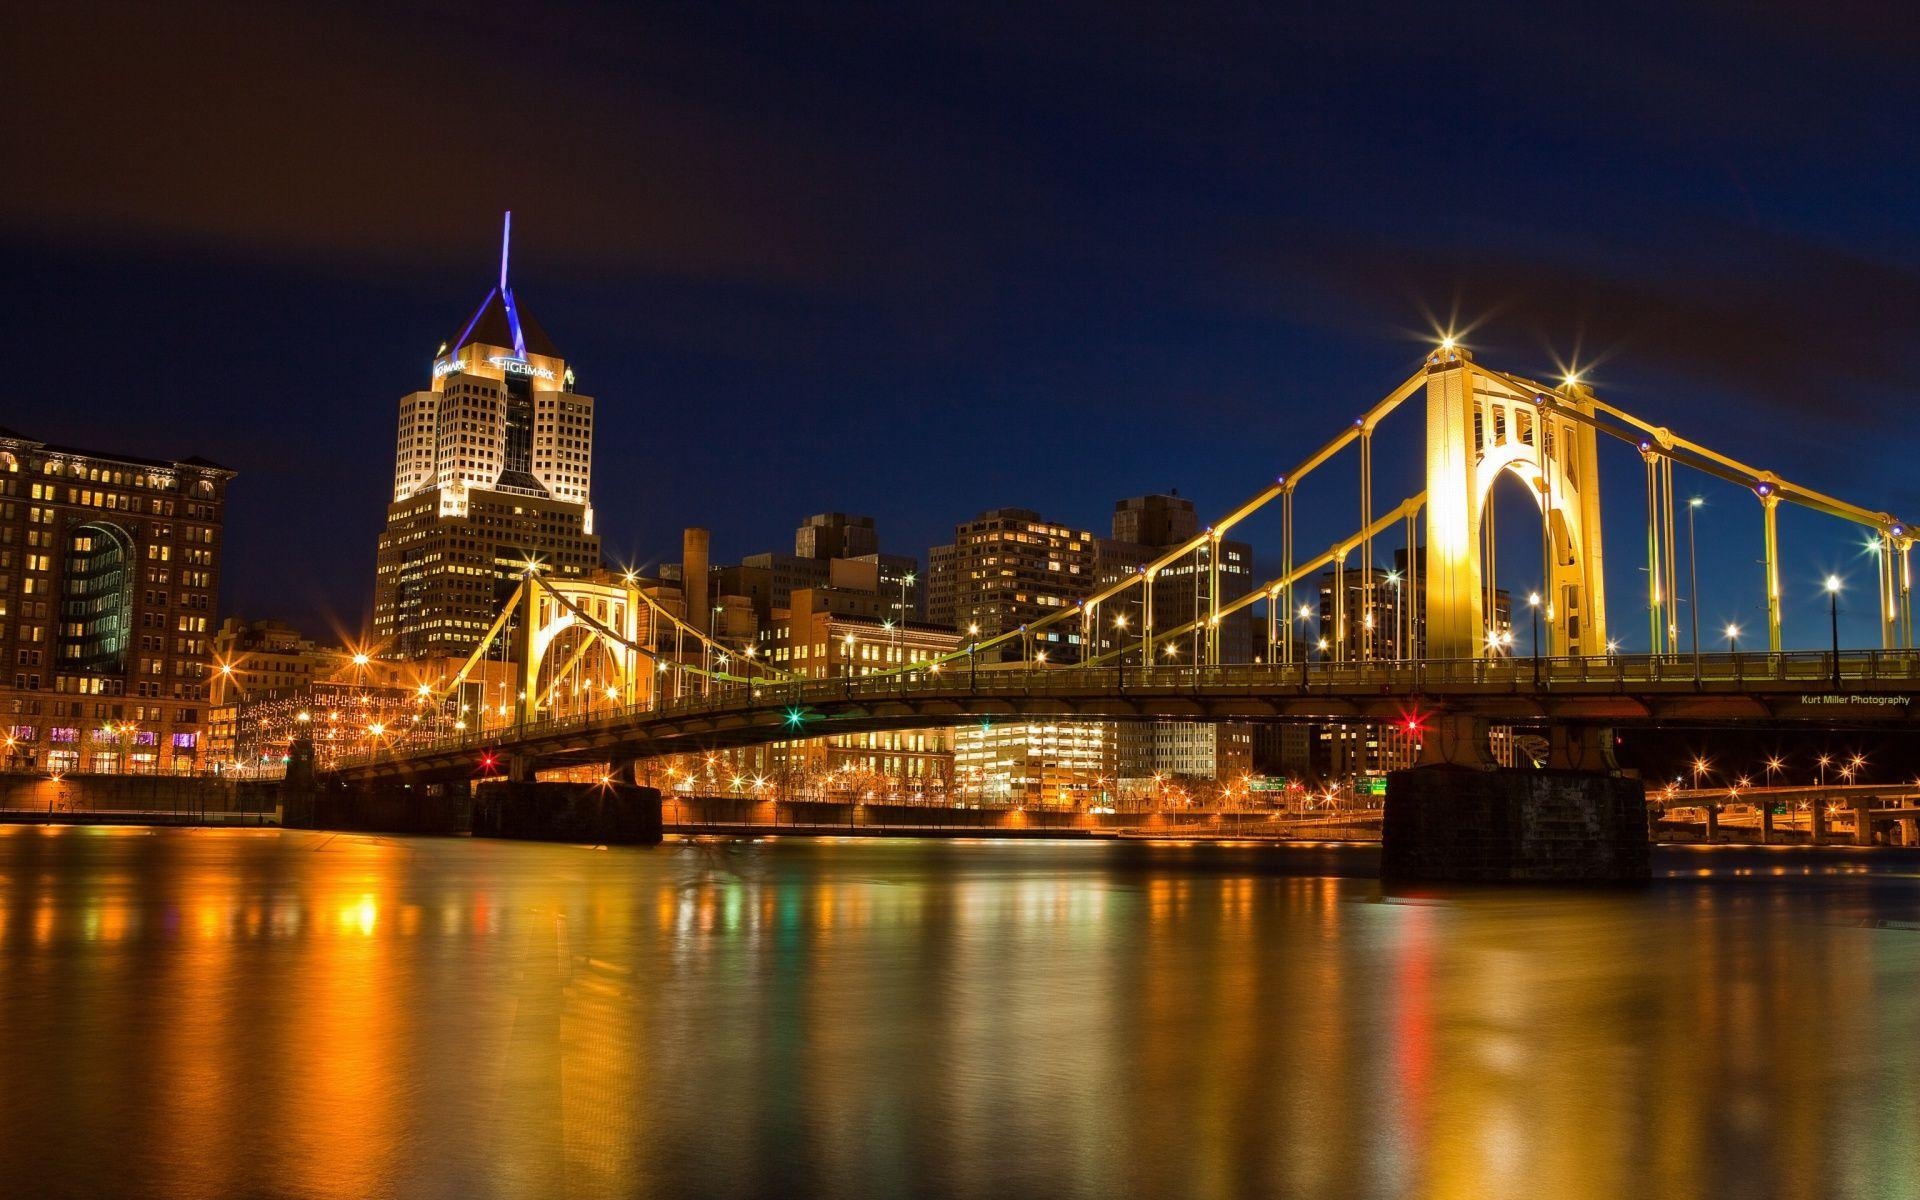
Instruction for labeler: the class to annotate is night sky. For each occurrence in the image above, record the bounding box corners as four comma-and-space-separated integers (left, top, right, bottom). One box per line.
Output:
6, 2, 1918, 650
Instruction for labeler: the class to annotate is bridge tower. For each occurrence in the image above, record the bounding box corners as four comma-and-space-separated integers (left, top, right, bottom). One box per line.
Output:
1422, 348, 1608, 660
507, 573, 645, 728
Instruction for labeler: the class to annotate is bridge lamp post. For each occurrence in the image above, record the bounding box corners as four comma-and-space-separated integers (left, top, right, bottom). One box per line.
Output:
1385, 570, 1402, 662
1527, 592, 1543, 685
1725, 623, 1741, 655
968, 623, 981, 690
1692, 756, 1710, 790
1826, 575, 1844, 689
1112, 615, 1127, 687
1688, 498, 1704, 678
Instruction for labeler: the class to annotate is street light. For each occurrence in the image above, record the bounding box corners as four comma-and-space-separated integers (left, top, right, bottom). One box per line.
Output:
1725, 623, 1740, 655
1691, 756, 1710, 789
1826, 575, 1843, 689
968, 622, 982, 689
1385, 569, 1403, 661
1687, 497, 1703, 678
1527, 592, 1542, 684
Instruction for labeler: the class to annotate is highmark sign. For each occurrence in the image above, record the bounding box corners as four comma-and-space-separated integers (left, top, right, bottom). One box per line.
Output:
433, 356, 557, 381
487, 356, 556, 380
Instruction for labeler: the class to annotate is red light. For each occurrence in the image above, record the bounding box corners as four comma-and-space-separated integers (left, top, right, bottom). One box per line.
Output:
480, 753, 497, 771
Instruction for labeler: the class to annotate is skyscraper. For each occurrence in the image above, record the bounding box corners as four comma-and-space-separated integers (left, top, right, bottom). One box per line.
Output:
373, 215, 601, 659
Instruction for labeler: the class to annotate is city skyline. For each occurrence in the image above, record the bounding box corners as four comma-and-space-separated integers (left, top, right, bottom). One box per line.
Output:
6, 10, 1920, 1200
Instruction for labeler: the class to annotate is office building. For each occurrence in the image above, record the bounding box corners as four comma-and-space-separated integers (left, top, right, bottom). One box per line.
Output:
795, 512, 879, 560
373, 215, 601, 660
1112, 491, 1199, 549
927, 507, 1104, 661
0, 428, 233, 773
953, 721, 1116, 807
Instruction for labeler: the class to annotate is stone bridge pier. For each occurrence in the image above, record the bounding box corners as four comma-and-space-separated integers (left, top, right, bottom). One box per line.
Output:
295, 738, 661, 845
1383, 715, 1650, 883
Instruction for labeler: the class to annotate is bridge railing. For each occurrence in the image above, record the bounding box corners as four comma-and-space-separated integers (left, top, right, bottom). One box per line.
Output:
323, 648, 1920, 772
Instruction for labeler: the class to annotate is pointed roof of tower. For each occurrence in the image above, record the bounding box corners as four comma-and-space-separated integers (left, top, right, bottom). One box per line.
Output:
450, 212, 560, 359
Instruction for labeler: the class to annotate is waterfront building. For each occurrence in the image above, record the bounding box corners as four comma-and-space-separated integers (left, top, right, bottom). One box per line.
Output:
729, 585, 959, 791
373, 215, 601, 660
208, 618, 347, 765
1116, 722, 1254, 790
0, 428, 233, 774
952, 720, 1116, 807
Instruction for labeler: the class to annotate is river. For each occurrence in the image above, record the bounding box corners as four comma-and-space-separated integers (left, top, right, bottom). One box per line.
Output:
0, 827, 1916, 1199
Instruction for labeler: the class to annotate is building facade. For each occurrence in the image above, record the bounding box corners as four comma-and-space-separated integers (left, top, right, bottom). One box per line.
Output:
0, 429, 233, 773
953, 721, 1117, 807
927, 507, 1102, 661
373, 216, 601, 660
740, 585, 960, 791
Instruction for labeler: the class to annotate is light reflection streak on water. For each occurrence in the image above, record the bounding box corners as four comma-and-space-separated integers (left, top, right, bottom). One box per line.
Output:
0, 830, 1915, 1198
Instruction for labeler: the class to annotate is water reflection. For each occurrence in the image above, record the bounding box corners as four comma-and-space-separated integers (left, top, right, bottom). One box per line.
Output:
0, 828, 1916, 1198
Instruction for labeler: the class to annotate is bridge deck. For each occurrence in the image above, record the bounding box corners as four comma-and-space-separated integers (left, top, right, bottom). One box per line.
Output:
326, 651, 1920, 784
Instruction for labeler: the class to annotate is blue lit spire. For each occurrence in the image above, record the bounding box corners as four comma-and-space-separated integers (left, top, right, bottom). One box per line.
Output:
498, 210, 527, 358
499, 210, 512, 293
448, 212, 557, 360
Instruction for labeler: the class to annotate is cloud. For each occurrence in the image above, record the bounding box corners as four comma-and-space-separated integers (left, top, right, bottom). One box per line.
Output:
0, 0, 1008, 295
1235, 221, 1920, 425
